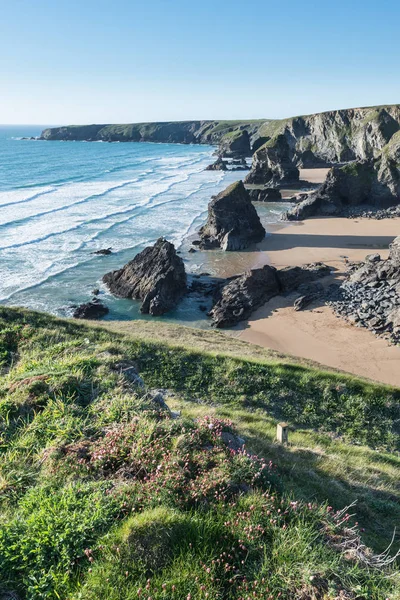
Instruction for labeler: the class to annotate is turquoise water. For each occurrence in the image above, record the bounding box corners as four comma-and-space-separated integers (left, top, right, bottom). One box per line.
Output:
0, 126, 288, 326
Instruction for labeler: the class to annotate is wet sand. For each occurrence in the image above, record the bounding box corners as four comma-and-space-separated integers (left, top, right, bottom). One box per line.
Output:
232, 216, 400, 387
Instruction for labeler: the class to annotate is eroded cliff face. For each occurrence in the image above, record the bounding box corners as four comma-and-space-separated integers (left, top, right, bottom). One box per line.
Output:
40, 120, 267, 155
249, 105, 400, 179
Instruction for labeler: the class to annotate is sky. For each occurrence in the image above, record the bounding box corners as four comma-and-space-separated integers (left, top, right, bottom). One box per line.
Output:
1, 0, 400, 124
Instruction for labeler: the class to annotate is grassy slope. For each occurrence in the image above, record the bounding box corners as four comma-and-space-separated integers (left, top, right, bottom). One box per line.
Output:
0, 307, 399, 600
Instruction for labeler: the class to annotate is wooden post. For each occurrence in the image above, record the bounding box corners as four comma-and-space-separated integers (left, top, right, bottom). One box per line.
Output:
277, 422, 289, 444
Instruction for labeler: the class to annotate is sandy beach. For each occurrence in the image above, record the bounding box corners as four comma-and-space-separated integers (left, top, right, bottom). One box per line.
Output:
232, 215, 400, 387
227, 168, 400, 387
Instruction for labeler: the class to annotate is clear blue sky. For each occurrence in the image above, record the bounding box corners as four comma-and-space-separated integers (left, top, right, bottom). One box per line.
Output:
1, 0, 399, 124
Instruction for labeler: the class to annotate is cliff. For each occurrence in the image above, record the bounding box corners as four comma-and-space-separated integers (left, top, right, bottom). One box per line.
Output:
40, 119, 267, 155
40, 105, 400, 174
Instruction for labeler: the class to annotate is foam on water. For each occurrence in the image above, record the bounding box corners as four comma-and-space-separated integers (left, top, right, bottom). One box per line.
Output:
0, 126, 289, 325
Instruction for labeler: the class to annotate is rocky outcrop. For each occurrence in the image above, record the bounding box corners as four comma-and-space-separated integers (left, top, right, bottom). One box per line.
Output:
245, 105, 400, 185
328, 237, 400, 344
247, 187, 282, 201
283, 157, 400, 220
205, 157, 227, 171
210, 262, 330, 327
103, 238, 187, 315
199, 181, 265, 251
218, 130, 251, 157
245, 135, 300, 186
209, 265, 281, 327
73, 299, 109, 319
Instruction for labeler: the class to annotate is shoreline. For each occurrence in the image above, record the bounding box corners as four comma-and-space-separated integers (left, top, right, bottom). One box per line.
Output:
230, 215, 400, 387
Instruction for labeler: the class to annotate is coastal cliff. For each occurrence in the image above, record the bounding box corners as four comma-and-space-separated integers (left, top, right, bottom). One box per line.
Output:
40, 104, 400, 179
40, 119, 267, 154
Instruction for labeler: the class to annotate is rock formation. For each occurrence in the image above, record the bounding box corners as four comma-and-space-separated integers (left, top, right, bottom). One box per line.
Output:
205, 157, 227, 171
199, 181, 265, 251
73, 299, 109, 319
284, 154, 400, 220
103, 238, 187, 315
210, 262, 330, 327
218, 130, 251, 157
328, 236, 400, 344
247, 188, 282, 202
245, 135, 299, 186
209, 266, 281, 327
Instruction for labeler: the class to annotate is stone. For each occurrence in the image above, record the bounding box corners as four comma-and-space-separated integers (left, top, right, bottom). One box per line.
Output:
205, 156, 227, 171
220, 431, 245, 452
103, 238, 187, 315
283, 159, 400, 221
276, 422, 289, 444
294, 294, 315, 311
93, 247, 112, 255
199, 181, 265, 251
245, 134, 299, 186
278, 263, 330, 292
72, 299, 109, 320
247, 187, 282, 202
209, 265, 281, 327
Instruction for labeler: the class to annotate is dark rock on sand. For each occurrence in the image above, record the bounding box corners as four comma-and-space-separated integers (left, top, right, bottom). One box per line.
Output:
328, 235, 400, 344
278, 263, 331, 292
209, 262, 331, 327
73, 299, 109, 320
284, 157, 400, 221
199, 180, 265, 251
209, 265, 281, 327
103, 238, 187, 315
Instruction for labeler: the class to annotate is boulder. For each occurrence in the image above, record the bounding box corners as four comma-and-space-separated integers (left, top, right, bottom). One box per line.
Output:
209, 262, 331, 327
73, 299, 109, 319
278, 263, 331, 292
247, 188, 282, 202
245, 134, 299, 186
205, 157, 227, 171
103, 238, 187, 315
209, 265, 280, 327
199, 181, 265, 251
389, 235, 400, 265
93, 247, 112, 255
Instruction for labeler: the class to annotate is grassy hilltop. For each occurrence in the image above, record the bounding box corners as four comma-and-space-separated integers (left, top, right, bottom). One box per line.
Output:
0, 307, 399, 599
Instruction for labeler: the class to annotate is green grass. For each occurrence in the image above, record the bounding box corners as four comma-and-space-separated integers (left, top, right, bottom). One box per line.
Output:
0, 306, 399, 599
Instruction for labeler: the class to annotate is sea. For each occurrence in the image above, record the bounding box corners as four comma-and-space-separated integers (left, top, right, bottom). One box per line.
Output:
0, 125, 289, 327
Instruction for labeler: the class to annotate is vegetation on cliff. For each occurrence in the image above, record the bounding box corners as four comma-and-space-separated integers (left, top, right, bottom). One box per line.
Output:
0, 307, 399, 599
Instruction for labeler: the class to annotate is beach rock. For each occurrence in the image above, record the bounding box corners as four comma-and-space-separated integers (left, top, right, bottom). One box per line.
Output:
294, 294, 315, 311
103, 238, 187, 315
73, 299, 109, 319
247, 187, 282, 202
205, 157, 227, 171
209, 262, 331, 327
209, 265, 280, 327
278, 263, 331, 292
245, 134, 299, 186
199, 180, 265, 251
328, 236, 400, 344
93, 247, 112, 255
283, 158, 400, 221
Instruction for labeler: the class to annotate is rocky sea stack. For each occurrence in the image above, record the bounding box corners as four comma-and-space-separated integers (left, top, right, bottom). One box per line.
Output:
103, 238, 187, 315
284, 154, 400, 220
245, 134, 299, 186
199, 180, 265, 251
